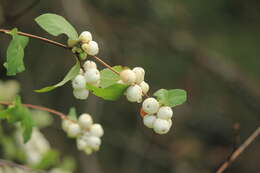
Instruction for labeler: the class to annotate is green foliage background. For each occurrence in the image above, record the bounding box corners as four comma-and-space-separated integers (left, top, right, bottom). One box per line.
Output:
0, 0, 259, 173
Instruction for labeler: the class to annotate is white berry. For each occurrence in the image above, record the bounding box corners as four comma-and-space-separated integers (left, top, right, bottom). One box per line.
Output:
157, 106, 173, 120
142, 97, 160, 114
84, 68, 100, 84
79, 31, 92, 43
89, 124, 104, 137
153, 118, 171, 134
143, 115, 156, 128
61, 119, 72, 132
139, 81, 149, 94
78, 113, 93, 129
125, 85, 142, 103
132, 67, 145, 84
84, 147, 93, 155
86, 136, 101, 150
67, 123, 81, 137
77, 137, 88, 150
120, 69, 136, 85
82, 41, 99, 56
72, 74, 86, 89
73, 89, 89, 100
168, 119, 172, 128
83, 60, 97, 70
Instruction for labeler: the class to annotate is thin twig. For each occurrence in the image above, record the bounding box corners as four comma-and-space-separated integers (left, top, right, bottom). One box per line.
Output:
92, 56, 120, 75
0, 29, 69, 49
0, 159, 48, 173
0, 101, 75, 122
215, 126, 260, 173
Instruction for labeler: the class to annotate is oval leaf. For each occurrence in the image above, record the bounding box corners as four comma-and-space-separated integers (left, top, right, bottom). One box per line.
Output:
35, 61, 80, 93
4, 28, 29, 76
100, 65, 123, 88
86, 83, 128, 101
35, 13, 78, 40
154, 89, 187, 107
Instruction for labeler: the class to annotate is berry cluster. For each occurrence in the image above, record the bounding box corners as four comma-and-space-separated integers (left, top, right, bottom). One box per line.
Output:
79, 31, 99, 56
119, 68, 149, 103
16, 128, 50, 165
62, 113, 104, 155
142, 98, 173, 134
72, 60, 100, 100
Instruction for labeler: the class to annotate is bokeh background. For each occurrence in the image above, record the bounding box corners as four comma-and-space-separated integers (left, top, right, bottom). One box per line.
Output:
0, 0, 260, 173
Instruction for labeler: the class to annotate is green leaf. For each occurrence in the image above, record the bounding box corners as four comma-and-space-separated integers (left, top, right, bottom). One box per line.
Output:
35, 60, 80, 93
100, 66, 123, 88
154, 89, 187, 107
86, 83, 128, 101
4, 28, 29, 76
0, 96, 34, 143
68, 107, 77, 121
33, 149, 59, 170
35, 13, 78, 40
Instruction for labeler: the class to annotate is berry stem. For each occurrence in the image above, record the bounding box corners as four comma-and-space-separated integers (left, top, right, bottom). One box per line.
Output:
0, 29, 69, 49
0, 101, 76, 122
92, 56, 120, 75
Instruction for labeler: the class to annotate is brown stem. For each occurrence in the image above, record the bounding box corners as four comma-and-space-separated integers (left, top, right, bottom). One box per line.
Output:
215, 126, 260, 173
92, 55, 120, 75
0, 29, 69, 49
0, 101, 75, 122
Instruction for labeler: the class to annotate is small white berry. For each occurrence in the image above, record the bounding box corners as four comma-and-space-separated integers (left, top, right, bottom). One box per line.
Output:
86, 136, 101, 150
142, 97, 160, 114
153, 118, 171, 134
84, 68, 100, 84
89, 124, 104, 137
132, 67, 145, 84
77, 137, 88, 150
125, 85, 142, 103
120, 69, 136, 85
72, 74, 86, 89
67, 123, 81, 137
83, 60, 97, 70
82, 41, 99, 56
139, 81, 149, 94
61, 119, 72, 132
157, 106, 173, 120
73, 89, 89, 100
168, 119, 172, 128
78, 113, 93, 129
143, 115, 156, 128
79, 31, 92, 43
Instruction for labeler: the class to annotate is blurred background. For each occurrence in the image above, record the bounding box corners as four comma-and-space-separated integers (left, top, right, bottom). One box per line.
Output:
0, 0, 260, 173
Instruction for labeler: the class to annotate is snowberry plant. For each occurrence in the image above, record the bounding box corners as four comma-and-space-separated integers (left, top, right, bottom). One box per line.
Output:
0, 13, 187, 156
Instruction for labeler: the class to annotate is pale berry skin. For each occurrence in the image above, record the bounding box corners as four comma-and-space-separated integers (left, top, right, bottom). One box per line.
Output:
168, 119, 173, 128
132, 67, 145, 84
84, 147, 93, 155
73, 89, 89, 100
72, 74, 86, 89
83, 60, 97, 70
67, 123, 81, 137
120, 69, 136, 85
139, 81, 149, 94
84, 68, 100, 84
142, 97, 160, 114
82, 41, 99, 56
143, 115, 156, 128
78, 113, 93, 129
153, 118, 171, 134
79, 31, 92, 43
61, 119, 72, 132
157, 106, 173, 120
89, 124, 104, 137
125, 85, 143, 103
77, 137, 88, 150
86, 136, 101, 150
